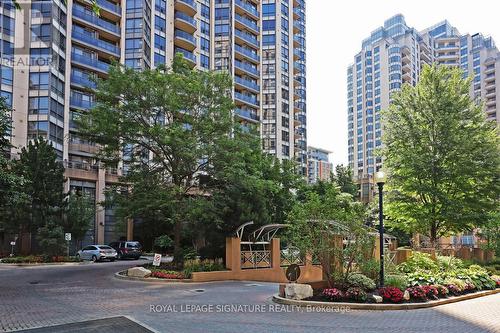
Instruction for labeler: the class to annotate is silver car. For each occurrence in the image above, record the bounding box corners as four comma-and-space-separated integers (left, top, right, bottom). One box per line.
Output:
77, 245, 117, 262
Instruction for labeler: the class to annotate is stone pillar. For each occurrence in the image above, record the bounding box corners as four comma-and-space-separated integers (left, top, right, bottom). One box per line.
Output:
126, 218, 134, 241
271, 238, 281, 269
225, 237, 241, 271
95, 167, 106, 244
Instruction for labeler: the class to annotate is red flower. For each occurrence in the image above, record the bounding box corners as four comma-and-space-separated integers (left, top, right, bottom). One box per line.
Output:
322, 288, 344, 301
379, 287, 404, 303
406, 286, 427, 301
151, 271, 184, 279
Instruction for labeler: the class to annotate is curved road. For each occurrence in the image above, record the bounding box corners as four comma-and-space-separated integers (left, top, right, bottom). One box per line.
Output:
0, 261, 499, 332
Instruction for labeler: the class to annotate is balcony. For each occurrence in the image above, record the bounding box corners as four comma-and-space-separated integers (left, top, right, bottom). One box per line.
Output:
234, 60, 259, 78
69, 142, 99, 155
174, 12, 197, 33
72, 7, 120, 36
234, 44, 259, 63
174, 29, 196, 51
71, 74, 97, 89
72, 31, 120, 57
234, 92, 259, 107
234, 76, 259, 93
234, 14, 259, 34
235, 29, 259, 49
235, 108, 259, 123
174, 47, 196, 66
235, 0, 259, 20
95, 0, 121, 16
70, 97, 95, 110
175, 0, 197, 16
71, 52, 110, 74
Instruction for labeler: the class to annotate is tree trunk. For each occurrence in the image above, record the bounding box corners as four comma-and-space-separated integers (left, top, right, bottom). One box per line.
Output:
430, 223, 438, 249
173, 218, 182, 266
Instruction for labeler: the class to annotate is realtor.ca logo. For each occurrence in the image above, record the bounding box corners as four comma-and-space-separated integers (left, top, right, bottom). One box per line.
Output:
1, 0, 55, 69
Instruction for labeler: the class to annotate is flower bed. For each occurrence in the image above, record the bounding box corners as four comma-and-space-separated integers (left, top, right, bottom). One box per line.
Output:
0, 255, 82, 264
303, 253, 499, 305
139, 258, 225, 280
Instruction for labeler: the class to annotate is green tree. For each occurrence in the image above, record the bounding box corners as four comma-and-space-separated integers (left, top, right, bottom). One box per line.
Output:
65, 192, 94, 250
332, 164, 358, 197
11, 139, 65, 236
36, 220, 66, 257
381, 65, 500, 246
286, 182, 371, 286
77, 54, 234, 261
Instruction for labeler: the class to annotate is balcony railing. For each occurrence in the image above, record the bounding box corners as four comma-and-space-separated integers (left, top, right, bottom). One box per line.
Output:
174, 47, 196, 63
234, 76, 259, 92
235, 60, 259, 76
235, 13, 259, 33
96, 0, 121, 15
174, 29, 196, 45
71, 74, 97, 89
174, 12, 197, 27
235, 0, 259, 18
72, 8, 120, 35
63, 161, 98, 173
72, 31, 120, 56
176, 0, 197, 11
234, 92, 259, 106
71, 52, 110, 72
234, 44, 259, 62
235, 29, 259, 48
235, 108, 259, 121
70, 97, 95, 110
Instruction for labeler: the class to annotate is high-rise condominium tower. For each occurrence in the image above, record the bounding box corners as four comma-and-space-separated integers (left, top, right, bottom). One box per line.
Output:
0, 0, 306, 244
347, 14, 499, 202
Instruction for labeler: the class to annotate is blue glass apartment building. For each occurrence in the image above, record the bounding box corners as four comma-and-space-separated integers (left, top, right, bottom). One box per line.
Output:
0, 0, 307, 244
348, 14, 499, 202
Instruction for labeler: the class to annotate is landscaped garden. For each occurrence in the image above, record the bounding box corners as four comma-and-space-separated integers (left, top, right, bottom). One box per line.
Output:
305, 252, 499, 304
0, 255, 82, 264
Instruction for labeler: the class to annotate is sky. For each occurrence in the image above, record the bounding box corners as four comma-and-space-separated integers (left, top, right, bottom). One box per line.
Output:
306, 0, 500, 167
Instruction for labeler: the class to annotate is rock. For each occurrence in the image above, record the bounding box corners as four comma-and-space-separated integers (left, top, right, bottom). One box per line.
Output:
284, 283, 313, 300
372, 295, 383, 303
403, 290, 410, 301
127, 267, 152, 278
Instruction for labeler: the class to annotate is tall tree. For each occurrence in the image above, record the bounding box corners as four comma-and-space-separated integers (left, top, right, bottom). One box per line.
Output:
12, 139, 65, 235
77, 54, 234, 261
381, 65, 500, 246
332, 164, 358, 197
65, 192, 95, 250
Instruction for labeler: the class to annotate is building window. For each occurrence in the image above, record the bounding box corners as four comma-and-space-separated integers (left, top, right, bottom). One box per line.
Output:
29, 72, 49, 90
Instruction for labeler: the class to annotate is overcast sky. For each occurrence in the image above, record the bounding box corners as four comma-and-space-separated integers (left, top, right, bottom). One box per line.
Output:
306, 0, 500, 166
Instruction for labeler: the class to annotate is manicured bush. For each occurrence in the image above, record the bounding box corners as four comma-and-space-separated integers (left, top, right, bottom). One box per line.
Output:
182, 258, 225, 278
347, 273, 376, 291
406, 286, 427, 301
322, 288, 344, 302
397, 252, 438, 274
378, 287, 404, 303
385, 274, 409, 290
345, 287, 367, 302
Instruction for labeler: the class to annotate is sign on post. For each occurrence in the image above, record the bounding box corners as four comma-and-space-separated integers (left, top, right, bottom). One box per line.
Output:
153, 253, 162, 267
10, 241, 16, 246
65, 233, 72, 241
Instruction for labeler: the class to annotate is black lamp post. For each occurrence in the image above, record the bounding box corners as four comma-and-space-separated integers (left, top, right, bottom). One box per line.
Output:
375, 170, 387, 288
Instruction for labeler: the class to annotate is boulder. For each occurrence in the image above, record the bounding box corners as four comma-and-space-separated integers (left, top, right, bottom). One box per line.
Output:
127, 267, 152, 278
284, 283, 313, 300
372, 295, 383, 303
403, 290, 410, 301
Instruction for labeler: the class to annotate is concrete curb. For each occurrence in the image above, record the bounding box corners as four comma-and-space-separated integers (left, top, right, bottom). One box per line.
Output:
0, 261, 92, 267
114, 270, 194, 283
272, 288, 500, 310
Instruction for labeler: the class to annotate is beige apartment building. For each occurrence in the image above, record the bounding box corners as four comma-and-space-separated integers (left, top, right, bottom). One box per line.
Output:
306, 146, 332, 184
0, 0, 307, 246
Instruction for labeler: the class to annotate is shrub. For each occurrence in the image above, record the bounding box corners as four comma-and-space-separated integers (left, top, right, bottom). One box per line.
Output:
406, 286, 427, 301
357, 258, 380, 281
442, 277, 466, 291
347, 273, 376, 291
491, 275, 500, 287
436, 256, 463, 271
182, 258, 225, 278
385, 275, 409, 290
397, 252, 438, 274
422, 285, 439, 300
322, 288, 344, 301
435, 285, 449, 297
446, 284, 461, 296
378, 287, 404, 303
345, 287, 367, 302
463, 282, 476, 293
406, 271, 438, 286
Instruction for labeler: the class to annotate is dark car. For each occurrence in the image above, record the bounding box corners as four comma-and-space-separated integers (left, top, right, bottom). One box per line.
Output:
108, 241, 142, 260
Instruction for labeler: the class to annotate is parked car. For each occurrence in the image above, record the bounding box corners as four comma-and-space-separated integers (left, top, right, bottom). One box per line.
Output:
76, 245, 117, 262
108, 241, 143, 260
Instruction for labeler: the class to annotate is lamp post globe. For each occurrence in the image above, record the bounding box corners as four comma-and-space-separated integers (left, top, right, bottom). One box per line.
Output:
374, 170, 386, 287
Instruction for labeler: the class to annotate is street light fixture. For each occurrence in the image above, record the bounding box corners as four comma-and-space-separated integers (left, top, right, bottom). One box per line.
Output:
374, 170, 387, 288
